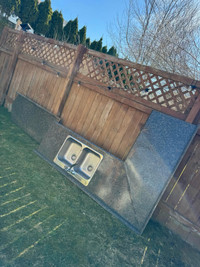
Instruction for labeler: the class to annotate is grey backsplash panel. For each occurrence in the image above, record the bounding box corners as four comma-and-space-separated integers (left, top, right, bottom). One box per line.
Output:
125, 110, 197, 232
11, 93, 60, 143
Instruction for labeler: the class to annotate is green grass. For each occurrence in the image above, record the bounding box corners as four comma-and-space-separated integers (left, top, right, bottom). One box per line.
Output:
0, 106, 200, 267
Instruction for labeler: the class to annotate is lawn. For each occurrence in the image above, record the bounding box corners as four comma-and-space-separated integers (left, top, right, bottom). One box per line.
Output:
0, 106, 200, 267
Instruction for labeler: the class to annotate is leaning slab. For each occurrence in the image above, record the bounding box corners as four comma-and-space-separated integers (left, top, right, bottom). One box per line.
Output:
37, 110, 197, 233
11, 93, 60, 143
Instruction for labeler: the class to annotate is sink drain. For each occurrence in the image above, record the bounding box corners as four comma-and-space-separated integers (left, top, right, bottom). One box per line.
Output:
71, 154, 77, 161
87, 165, 93, 172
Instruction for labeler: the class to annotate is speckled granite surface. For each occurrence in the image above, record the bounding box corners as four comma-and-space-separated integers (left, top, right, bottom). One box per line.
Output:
124, 111, 197, 232
11, 93, 59, 143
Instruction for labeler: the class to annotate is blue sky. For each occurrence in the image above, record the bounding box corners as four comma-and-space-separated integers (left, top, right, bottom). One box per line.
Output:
51, 0, 127, 47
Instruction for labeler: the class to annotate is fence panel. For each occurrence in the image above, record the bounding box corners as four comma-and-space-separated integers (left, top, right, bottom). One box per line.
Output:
4, 59, 67, 114
79, 50, 200, 117
61, 82, 149, 159
153, 135, 200, 249
0, 51, 12, 103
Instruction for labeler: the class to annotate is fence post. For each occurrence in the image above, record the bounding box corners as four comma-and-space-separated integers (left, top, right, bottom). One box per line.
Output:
186, 94, 200, 124
57, 44, 87, 117
0, 30, 24, 106
0, 26, 8, 47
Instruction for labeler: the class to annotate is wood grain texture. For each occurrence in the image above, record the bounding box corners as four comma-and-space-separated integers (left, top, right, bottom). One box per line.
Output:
87, 48, 200, 88
4, 59, 66, 113
61, 83, 149, 159
151, 134, 200, 251
57, 44, 87, 117
159, 135, 200, 227
0, 31, 24, 105
0, 52, 12, 103
186, 94, 200, 123
74, 74, 187, 120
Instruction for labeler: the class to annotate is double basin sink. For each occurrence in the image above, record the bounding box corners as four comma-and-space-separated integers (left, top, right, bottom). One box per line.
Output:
54, 136, 103, 186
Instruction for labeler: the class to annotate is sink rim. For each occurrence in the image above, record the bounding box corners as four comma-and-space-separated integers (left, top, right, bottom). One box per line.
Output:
53, 135, 103, 186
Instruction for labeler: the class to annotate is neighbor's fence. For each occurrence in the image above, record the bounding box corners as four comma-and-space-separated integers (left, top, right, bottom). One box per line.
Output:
153, 134, 200, 250
0, 27, 200, 250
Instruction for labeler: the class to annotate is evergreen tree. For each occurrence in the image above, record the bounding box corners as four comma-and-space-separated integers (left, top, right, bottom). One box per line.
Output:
71, 17, 78, 44
85, 38, 90, 48
102, 46, 107, 53
33, 0, 52, 35
46, 10, 63, 40
96, 37, 102, 52
0, 0, 18, 17
107, 46, 117, 57
90, 38, 102, 52
78, 26, 86, 45
90, 40, 98, 50
63, 20, 72, 42
18, 0, 38, 25
14, 0, 20, 15
63, 17, 78, 44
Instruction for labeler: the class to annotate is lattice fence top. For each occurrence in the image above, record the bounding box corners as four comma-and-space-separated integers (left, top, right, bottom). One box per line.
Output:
2, 30, 18, 49
21, 36, 76, 68
1, 28, 199, 115
1, 29, 76, 69
79, 53, 199, 114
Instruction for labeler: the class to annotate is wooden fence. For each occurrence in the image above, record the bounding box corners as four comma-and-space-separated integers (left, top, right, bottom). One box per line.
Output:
0, 27, 200, 249
153, 134, 200, 249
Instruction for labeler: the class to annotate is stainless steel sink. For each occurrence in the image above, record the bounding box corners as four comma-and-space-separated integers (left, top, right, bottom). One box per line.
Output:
54, 136, 82, 169
73, 148, 103, 186
54, 136, 103, 186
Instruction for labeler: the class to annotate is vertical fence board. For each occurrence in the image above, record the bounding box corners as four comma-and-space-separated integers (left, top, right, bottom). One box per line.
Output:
96, 101, 122, 147
109, 107, 137, 155
61, 83, 80, 125
101, 103, 129, 153
65, 85, 84, 129
116, 111, 148, 159
90, 98, 114, 142
74, 88, 97, 134
0, 52, 11, 103
47, 76, 62, 112
51, 77, 67, 115
80, 93, 103, 136
0, 31, 24, 105
84, 95, 108, 140
18, 62, 34, 96
4, 59, 25, 108
153, 135, 200, 250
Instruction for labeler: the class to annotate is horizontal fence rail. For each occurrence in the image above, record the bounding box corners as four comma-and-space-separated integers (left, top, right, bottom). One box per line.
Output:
1, 27, 77, 67
79, 50, 200, 115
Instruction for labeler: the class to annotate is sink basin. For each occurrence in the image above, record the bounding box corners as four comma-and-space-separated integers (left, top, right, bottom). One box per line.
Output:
73, 148, 103, 186
54, 135, 103, 186
54, 136, 82, 169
